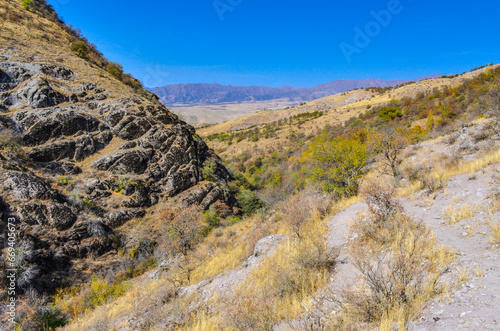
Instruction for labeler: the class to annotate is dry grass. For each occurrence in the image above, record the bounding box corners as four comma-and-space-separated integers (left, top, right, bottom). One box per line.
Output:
441, 147, 500, 180
177, 204, 338, 330
189, 217, 269, 284
489, 220, 500, 245
444, 197, 479, 226
329, 183, 455, 330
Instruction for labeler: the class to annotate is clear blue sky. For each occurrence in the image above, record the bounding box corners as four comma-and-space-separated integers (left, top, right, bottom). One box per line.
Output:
48, 0, 500, 88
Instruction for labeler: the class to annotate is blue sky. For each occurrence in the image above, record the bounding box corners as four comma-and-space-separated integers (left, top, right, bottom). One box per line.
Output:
48, 0, 500, 88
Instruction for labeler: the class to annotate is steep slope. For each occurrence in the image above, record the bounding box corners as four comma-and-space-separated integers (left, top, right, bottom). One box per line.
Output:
0, 0, 235, 294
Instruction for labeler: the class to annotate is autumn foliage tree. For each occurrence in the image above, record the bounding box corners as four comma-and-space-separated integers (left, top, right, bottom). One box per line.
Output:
300, 135, 368, 197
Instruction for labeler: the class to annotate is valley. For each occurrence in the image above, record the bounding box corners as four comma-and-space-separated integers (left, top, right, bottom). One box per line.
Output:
0, 1, 499, 331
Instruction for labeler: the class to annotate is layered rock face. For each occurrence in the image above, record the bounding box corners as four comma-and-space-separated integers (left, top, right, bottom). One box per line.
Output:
0, 61, 235, 293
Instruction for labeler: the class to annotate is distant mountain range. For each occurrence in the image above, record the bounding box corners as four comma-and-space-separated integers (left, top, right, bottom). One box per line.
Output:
148, 74, 441, 105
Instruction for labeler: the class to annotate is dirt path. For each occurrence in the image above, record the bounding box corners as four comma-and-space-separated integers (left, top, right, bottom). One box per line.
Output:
325, 202, 367, 289
406, 166, 500, 330
319, 165, 500, 330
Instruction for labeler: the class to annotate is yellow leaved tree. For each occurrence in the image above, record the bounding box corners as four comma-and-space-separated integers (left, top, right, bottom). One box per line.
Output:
300, 135, 368, 198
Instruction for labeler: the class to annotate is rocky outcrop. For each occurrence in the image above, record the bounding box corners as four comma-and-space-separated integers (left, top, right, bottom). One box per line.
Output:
0, 60, 235, 294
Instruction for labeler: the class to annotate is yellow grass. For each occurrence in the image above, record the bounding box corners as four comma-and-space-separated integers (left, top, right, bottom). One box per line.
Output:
337, 197, 456, 330
489, 220, 500, 245
441, 148, 500, 180
444, 197, 479, 226
189, 220, 259, 284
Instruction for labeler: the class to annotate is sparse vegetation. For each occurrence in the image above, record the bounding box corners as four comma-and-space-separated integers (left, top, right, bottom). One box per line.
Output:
332, 181, 454, 329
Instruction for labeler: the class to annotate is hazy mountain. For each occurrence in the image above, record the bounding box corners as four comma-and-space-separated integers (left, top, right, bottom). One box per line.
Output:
149, 74, 441, 105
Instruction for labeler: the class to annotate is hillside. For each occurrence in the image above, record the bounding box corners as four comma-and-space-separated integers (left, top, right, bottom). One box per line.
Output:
0, 0, 236, 316
1, 2, 500, 331
198, 65, 498, 139
51, 63, 500, 330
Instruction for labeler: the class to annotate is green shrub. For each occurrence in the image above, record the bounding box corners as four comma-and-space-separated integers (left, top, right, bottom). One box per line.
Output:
300, 136, 368, 197
106, 62, 123, 80
237, 189, 266, 215
70, 41, 89, 58
202, 159, 218, 182
22, 0, 34, 10
378, 106, 403, 120
39, 309, 67, 330
203, 207, 220, 228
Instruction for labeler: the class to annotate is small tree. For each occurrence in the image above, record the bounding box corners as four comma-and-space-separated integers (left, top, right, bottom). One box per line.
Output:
300, 135, 368, 197
369, 128, 412, 185
378, 106, 402, 120
427, 110, 434, 131
156, 205, 203, 257
70, 41, 89, 58
21, 0, 34, 10
278, 194, 313, 238
237, 189, 266, 215
202, 158, 218, 182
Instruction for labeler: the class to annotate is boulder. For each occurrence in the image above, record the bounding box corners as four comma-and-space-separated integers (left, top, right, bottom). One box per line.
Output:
23, 111, 102, 146
38, 64, 76, 80
2, 171, 59, 200
29, 141, 76, 162
106, 209, 145, 228
115, 116, 152, 140
15, 77, 68, 109
48, 204, 77, 230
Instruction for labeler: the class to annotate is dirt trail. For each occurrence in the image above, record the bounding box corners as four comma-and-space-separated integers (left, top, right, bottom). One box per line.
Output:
326, 202, 367, 288
407, 166, 500, 330
318, 164, 500, 330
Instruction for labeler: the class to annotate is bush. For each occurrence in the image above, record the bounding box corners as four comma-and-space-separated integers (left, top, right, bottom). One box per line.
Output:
70, 41, 89, 58
277, 194, 313, 238
360, 179, 403, 225
15, 289, 68, 331
202, 158, 218, 182
378, 106, 403, 120
237, 189, 266, 215
106, 62, 123, 80
300, 135, 368, 197
156, 205, 204, 257
369, 127, 412, 184
22, 0, 34, 10
335, 183, 453, 329
203, 207, 220, 229
54, 275, 131, 319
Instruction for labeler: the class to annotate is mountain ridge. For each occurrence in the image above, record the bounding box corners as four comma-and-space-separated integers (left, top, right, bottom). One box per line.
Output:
149, 74, 442, 105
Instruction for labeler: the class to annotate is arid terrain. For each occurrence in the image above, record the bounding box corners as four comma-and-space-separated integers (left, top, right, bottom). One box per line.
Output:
0, 1, 499, 331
